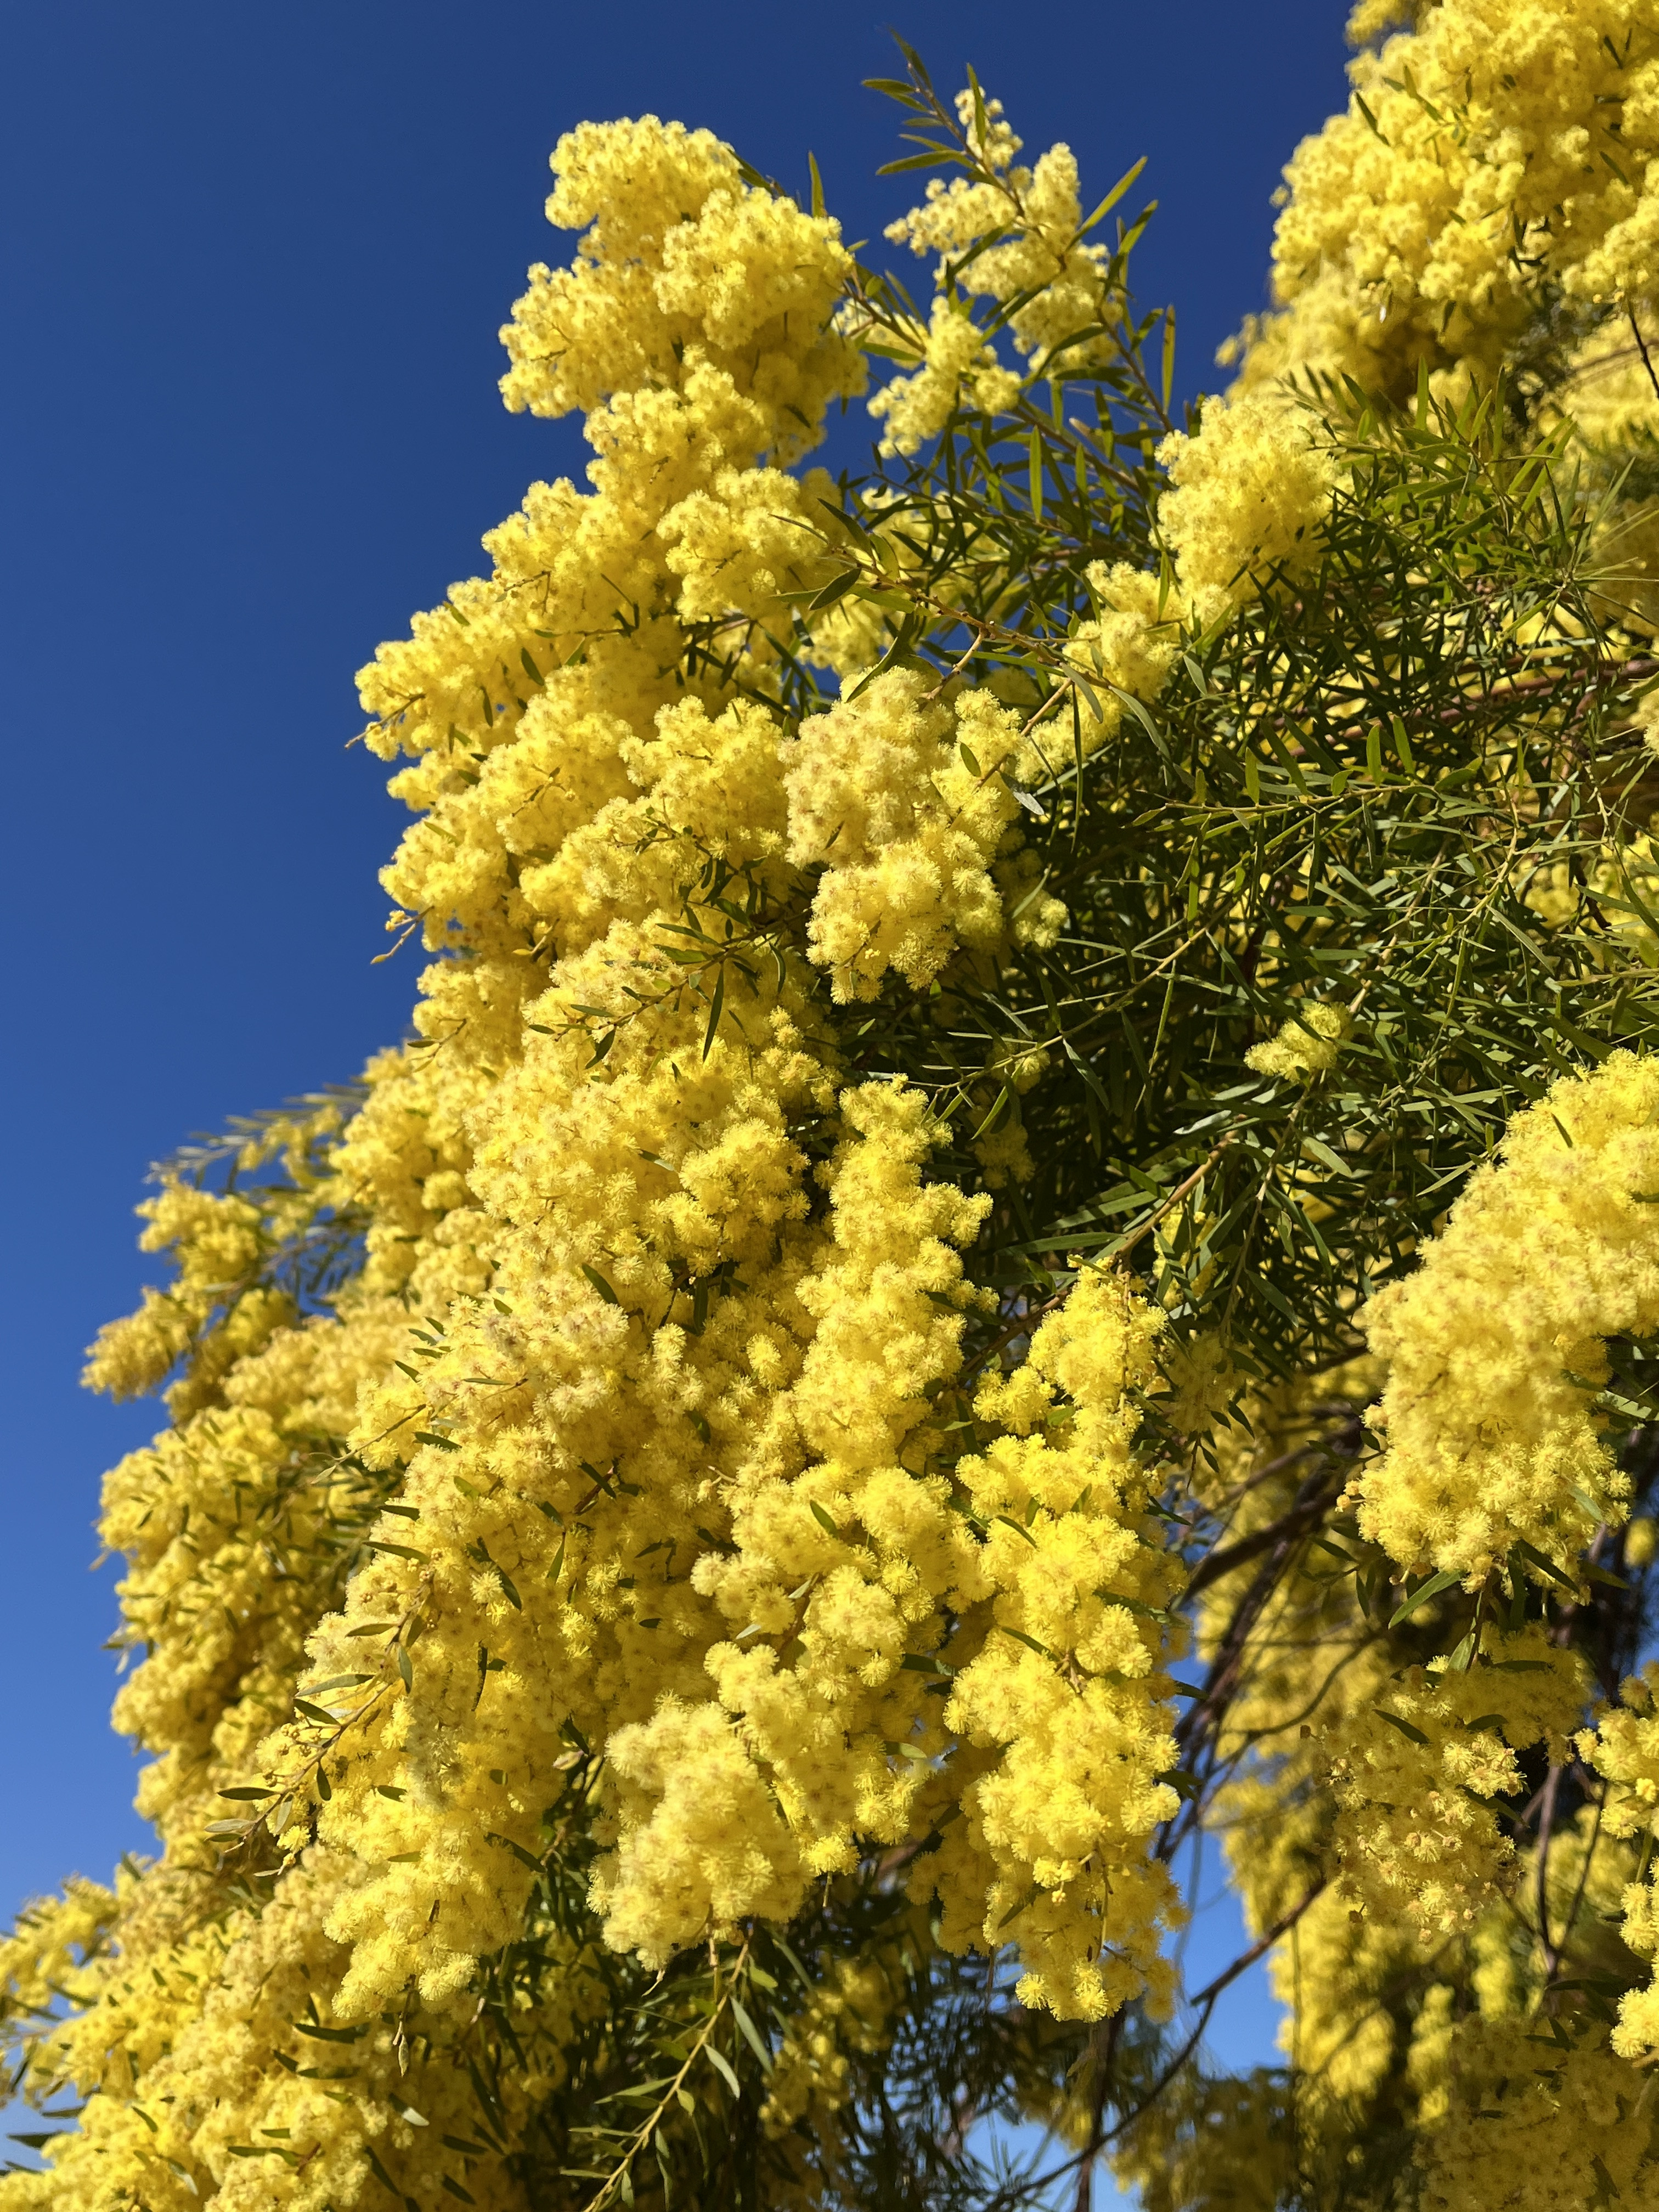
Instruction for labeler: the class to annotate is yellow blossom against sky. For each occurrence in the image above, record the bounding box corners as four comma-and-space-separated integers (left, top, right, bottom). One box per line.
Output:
23, 5, 1659, 2206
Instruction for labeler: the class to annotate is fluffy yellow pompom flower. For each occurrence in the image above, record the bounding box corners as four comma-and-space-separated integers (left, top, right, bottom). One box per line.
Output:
1233, 0, 1659, 402
1356, 1051, 1659, 1584
783, 670, 1056, 1000
1155, 395, 1336, 622
1246, 1002, 1352, 1085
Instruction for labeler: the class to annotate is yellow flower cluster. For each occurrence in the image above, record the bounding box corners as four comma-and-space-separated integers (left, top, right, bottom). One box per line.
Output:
1414, 2015, 1659, 2212
1357, 1052, 1659, 1584
1391, 1804, 1659, 2212
870, 89, 1118, 454
782, 670, 1063, 1000
1578, 1668, 1659, 2059
1054, 403, 1339, 763
1154, 395, 1337, 623
1232, 0, 1659, 403
5, 105, 1213, 2210
1344, 1055, 1659, 2119
1322, 1631, 1586, 1937
1167, 1353, 1659, 2209
1245, 1000, 1352, 1085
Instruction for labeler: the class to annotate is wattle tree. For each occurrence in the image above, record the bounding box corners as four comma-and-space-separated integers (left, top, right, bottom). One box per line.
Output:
9, 9, 1659, 2207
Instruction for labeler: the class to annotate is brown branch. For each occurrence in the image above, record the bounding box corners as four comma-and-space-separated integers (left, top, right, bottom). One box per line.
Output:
1630, 307, 1659, 408
1068, 1880, 1327, 2210
1176, 1461, 1339, 1765
1184, 1472, 1345, 1601
1111, 1137, 1233, 1264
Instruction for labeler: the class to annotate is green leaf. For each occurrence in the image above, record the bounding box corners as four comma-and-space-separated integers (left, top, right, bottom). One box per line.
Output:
702, 967, 725, 1062
484, 1830, 542, 1872
705, 2046, 741, 2097
844, 615, 918, 701
582, 1265, 620, 1306
993, 1879, 1044, 1932
1161, 307, 1176, 415
995, 1624, 1054, 1658
1375, 1708, 1430, 1747
1510, 1539, 1577, 1590
1389, 1567, 1464, 1628
807, 566, 859, 611
730, 1997, 772, 2071
809, 1500, 843, 1540
877, 147, 958, 175
1584, 1562, 1631, 1591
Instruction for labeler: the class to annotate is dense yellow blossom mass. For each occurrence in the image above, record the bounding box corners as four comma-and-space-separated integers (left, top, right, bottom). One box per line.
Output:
1233, 0, 1659, 404
26, 14, 1659, 2209
0, 96, 1210, 2212
1358, 1053, 1659, 1583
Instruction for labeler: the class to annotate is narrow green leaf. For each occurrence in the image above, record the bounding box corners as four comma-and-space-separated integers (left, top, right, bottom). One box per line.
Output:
730, 1998, 772, 2072
806, 566, 859, 611
1510, 1538, 1577, 1590
1161, 307, 1176, 414
1375, 1708, 1430, 1747
1389, 1567, 1463, 1627
995, 1624, 1053, 1658
702, 967, 725, 1061
994, 1879, 1043, 1932
484, 1830, 542, 1872
1355, 93, 1388, 142
1079, 156, 1147, 234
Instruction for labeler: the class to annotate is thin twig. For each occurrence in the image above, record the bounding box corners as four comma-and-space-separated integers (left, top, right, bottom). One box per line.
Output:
1630, 306, 1659, 408
1064, 1880, 1327, 2208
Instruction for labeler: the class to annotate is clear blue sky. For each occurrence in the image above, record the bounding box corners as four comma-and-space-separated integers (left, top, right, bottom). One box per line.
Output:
1, 0, 1350, 2152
